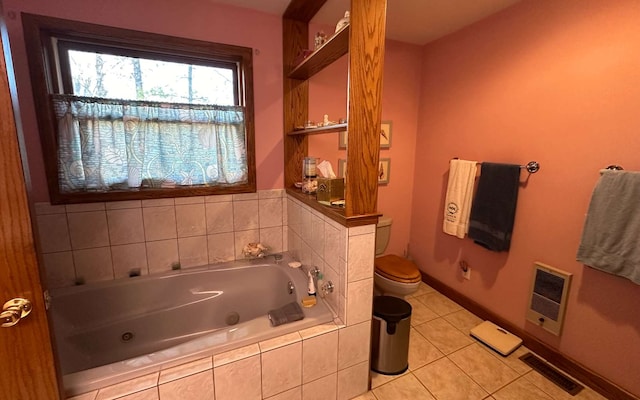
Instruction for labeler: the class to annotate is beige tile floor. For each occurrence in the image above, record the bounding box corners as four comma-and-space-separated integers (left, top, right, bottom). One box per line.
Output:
354, 283, 608, 400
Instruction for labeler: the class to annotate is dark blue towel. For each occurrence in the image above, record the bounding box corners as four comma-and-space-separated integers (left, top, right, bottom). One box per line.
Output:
468, 163, 521, 251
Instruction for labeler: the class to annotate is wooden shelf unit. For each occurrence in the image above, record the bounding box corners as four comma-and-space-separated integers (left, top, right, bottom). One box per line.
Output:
287, 123, 347, 136
288, 25, 350, 80
283, 0, 387, 227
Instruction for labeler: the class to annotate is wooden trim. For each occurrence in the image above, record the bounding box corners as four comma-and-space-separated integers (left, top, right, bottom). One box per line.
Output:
287, 123, 347, 136
344, 0, 386, 217
283, 0, 327, 22
419, 271, 639, 400
1, 21, 62, 399
286, 188, 380, 227
288, 25, 349, 80
21, 13, 256, 204
282, 17, 309, 189
49, 184, 255, 205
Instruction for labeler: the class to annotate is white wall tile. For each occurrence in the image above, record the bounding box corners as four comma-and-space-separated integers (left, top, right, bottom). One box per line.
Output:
323, 223, 342, 271
346, 278, 374, 326
348, 224, 375, 236
158, 357, 212, 385
337, 361, 369, 400
283, 225, 289, 252
318, 267, 340, 317
34, 202, 66, 215
338, 321, 371, 370
108, 208, 145, 245
175, 204, 206, 238
287, 199, 300, 235
205, 201, 234, 234
105, 200, 142, 210
303, 331, 338, 383
158, 370, 214, 400
111, 243, 148, 278
205, 194, 233, 203
300, 208, 312, 244
207, 232, 235, 264
299, 323, 339, 340
259, 189, 284, 199
142, 198, 174, 207
173, 196, 204, 205
67, 211, 110, 250
214, 354, 262, 400
232, 193, 259, 201
178, 236, 208, 268
73, 247, 113, 283
233, 200, 259, 231
261, 226, 284, 254
143, 206, 177, 241
282, 198, 288, 226
259, 332, 302, 353
259, 198, 283, 228
95, 372, 158, 400
146, 239, 179, 274
117, 388, 158, 400
261, 342, 302, 398
213, 344, 260, 367
42, 251, 75, 288
311, 214, 325, 257
302, 373, 337, 400
234, 229, 259, 259
346, 233, 375, 282
66, 203, 105, 213
266, 386, 301, 400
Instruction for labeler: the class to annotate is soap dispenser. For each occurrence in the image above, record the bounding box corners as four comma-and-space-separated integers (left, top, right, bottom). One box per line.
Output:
307, 270, 316, 296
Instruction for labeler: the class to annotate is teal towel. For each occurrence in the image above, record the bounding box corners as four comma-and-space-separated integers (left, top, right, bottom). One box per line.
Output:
577, 170, 640, 284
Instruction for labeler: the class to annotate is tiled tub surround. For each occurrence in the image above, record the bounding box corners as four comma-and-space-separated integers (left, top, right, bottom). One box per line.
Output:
35, 190, 287, 289
35, 192, 375, 400
52, 255, 333, 397
67, 322, 371, 400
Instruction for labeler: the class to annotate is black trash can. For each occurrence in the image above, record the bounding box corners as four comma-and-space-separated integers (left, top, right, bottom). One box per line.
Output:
370, 295, 412, 375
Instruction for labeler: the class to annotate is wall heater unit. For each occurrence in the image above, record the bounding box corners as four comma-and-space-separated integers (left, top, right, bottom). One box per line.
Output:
526, 262, 572, 336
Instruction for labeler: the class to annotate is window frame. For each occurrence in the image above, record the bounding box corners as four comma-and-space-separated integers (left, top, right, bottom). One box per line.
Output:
22, 13, 256, 204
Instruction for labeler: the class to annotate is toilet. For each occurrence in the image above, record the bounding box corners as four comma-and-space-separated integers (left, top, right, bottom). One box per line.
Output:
374, 216, 422, 298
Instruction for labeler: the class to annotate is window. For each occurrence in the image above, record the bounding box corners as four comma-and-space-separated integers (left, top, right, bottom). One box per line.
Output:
22, 14, 256, 204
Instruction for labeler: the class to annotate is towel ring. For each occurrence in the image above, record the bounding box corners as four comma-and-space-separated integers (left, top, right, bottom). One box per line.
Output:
605, 164, 624, 170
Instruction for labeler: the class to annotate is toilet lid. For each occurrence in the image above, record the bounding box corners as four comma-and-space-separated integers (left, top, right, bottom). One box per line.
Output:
375, 255, 422, 283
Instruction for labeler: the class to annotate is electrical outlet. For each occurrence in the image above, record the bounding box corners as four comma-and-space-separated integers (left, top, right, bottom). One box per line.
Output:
462, 267, 471, 280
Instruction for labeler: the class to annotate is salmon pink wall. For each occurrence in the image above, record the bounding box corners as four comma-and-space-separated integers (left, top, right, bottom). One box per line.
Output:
2, 0, 284, 201
410, 0, 640, 396
308, 39, 422, 257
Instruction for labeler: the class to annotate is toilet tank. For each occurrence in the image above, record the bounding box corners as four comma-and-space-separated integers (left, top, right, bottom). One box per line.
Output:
376, 216, 392, 256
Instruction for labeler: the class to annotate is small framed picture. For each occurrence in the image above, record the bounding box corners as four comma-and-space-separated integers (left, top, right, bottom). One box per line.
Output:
337, 121, 393, 149
378, 158, 390, 185
380, 121, 392, 149
338, 158, 389, 184
338, 131, 348, 149
338, 158, 347, 178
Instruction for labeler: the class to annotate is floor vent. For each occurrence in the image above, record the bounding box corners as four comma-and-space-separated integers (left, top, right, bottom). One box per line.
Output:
519, 353, 583, 396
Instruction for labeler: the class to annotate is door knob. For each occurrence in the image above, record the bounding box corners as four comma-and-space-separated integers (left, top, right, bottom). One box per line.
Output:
1, 298, 32, 328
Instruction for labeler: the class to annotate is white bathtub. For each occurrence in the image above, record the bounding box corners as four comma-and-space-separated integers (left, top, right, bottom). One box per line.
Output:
49, 254, 333, 397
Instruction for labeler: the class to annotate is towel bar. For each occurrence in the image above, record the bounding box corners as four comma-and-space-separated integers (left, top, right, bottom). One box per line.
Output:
452, 159, 540, 174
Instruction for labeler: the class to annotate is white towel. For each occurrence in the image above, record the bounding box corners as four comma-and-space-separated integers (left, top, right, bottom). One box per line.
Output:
443, 159, 478, 238
577, 170, 640, 284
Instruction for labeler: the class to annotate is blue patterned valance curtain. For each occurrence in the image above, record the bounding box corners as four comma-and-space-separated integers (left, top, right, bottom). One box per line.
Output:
51, 95, 248, 192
